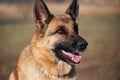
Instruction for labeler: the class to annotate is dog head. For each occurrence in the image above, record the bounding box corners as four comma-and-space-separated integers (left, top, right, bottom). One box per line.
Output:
33, 0, 88, 65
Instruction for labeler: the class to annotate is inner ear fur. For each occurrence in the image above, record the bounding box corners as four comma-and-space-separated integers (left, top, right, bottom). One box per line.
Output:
34, 0, 53, 35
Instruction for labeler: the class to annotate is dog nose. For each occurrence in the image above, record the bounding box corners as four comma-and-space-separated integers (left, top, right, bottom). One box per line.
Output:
77, 41, 88, 51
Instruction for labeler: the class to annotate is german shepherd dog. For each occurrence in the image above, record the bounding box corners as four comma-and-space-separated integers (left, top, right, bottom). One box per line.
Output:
9, 0, 88, 80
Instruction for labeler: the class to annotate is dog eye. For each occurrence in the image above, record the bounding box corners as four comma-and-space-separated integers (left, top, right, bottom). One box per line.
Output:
57, 26, 67, 35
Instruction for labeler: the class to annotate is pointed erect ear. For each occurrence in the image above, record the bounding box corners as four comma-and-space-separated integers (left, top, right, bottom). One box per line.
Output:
65, 0, 79, 20
34, 0, 53, 25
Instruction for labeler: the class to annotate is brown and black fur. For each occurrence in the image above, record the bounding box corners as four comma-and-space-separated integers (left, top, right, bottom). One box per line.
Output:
9, 0, 88, 80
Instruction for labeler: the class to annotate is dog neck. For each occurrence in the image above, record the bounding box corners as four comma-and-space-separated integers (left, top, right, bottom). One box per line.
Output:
54, 60, 76, 78
31, 46, 76, 79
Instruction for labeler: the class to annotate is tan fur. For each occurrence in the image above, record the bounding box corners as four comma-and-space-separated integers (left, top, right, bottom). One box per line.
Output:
9, 15, 77, 80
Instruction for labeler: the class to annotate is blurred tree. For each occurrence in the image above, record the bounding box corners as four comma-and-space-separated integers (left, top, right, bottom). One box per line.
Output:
0, 0, 119, 5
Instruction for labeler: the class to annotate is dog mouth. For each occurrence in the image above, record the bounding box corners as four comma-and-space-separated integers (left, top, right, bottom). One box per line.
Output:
61, 50, 82, 64
52, 45, 83, 64
52, 42, 87, 65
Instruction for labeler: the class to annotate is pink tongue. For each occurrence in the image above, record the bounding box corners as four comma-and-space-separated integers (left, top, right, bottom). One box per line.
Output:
62, 50, 82, 63
67, 52, 82, 63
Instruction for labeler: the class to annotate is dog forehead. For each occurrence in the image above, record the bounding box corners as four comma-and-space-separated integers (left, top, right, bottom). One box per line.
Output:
58, 16, 71, 23
48, 15, 74, 29
47, 14, 75, 33
54, 14, 73, 24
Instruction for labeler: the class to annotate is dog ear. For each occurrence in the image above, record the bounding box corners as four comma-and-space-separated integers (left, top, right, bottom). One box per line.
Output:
65, 0, 79, 20
34, 0, 53, 26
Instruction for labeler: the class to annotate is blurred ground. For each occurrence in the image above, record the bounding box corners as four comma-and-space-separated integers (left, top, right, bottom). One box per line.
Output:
0, 1, 120, 80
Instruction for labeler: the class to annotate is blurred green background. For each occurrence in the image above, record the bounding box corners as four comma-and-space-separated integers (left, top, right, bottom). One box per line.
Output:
0, 0, 120, 80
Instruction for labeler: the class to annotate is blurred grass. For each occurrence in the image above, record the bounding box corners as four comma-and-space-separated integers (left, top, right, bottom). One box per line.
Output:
0, 20, 35, 55
0, 17, 120, 80
77, 17, 120, 80
0, 20, 35, 80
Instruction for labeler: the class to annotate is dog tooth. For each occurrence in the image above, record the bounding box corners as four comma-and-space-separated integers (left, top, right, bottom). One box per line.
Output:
72, 57, 74, 60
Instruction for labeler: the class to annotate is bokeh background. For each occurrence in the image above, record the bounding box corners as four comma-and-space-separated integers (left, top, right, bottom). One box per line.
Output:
0, 0, 120, 80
